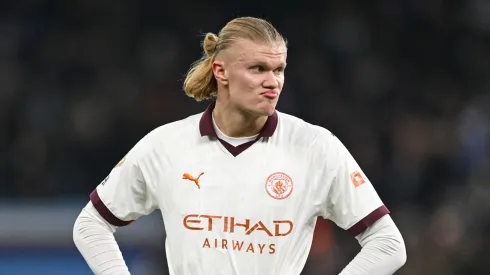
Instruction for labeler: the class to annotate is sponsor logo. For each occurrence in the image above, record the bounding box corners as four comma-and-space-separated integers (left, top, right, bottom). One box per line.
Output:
183, 214, 293, 254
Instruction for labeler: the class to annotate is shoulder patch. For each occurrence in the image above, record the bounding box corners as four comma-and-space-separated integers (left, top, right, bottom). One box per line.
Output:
114, 155, 126, 168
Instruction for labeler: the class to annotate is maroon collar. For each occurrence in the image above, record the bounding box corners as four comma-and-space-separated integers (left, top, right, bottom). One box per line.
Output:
199, 102, 278, 138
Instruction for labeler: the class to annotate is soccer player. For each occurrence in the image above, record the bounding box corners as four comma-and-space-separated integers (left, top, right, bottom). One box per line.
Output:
73, 17, 406, 275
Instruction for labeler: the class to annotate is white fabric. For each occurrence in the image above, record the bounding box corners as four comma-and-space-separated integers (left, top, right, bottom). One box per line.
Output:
317, 130, 385, 230
73, 202, 129, 275
73, 207, 405, 275
340, 215, 406, 275
93, 131, 159, 224
76, 111, 398, 275
212, 112, 258, 146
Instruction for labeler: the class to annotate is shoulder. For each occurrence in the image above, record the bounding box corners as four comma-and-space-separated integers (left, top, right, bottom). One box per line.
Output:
276, 112, 349, 174
150, 113, 202, 139
276, 111, 337, 149
130, 113, 203, 158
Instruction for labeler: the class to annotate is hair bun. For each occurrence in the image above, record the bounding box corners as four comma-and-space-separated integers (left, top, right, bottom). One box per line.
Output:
203, 32, 218, 56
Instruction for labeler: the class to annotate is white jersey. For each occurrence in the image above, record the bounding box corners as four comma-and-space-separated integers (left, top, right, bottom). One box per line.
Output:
90, 103, 389, 275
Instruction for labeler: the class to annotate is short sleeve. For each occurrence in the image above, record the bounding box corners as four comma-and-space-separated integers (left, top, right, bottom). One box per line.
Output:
321, 133, 390, 236
90, 135, 158, 227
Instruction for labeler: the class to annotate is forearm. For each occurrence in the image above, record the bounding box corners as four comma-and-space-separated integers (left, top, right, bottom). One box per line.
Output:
339, 215, 406, 275
73, 202, 131, 275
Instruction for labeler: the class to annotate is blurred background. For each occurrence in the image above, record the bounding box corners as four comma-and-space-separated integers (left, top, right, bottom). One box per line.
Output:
1, 0, 489, 274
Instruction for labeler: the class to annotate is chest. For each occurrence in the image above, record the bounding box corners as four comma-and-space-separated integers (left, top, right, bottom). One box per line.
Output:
154, 142, 320, 219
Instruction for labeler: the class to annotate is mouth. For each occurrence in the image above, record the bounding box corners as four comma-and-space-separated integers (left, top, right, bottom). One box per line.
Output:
261, 90, 279, 99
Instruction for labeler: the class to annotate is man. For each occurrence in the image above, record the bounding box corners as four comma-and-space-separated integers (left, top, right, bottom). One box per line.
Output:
73, 17, 406, 274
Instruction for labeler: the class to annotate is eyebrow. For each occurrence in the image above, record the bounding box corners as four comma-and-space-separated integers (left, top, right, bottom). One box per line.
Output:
248, 60, 287, 67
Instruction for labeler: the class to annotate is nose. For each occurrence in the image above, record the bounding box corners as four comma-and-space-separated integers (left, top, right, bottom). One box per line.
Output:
262, 71, 279, 89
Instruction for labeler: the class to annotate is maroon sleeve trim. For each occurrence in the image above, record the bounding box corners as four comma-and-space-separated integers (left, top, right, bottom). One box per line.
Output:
90, 189, 134, 227
347, 205, 390, 236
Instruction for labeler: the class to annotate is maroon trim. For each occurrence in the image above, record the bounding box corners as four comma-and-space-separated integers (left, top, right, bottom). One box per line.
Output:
258, 111, 278, 138
199, 102, 278, 138
199, 102, 278, 156
90, 189, 133, 227
218, 139, 257, 157
347, 205, 391, 236
199, 102, 216, 136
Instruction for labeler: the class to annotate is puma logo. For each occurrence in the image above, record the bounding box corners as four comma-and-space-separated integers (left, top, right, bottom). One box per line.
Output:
182, 172, 204, 189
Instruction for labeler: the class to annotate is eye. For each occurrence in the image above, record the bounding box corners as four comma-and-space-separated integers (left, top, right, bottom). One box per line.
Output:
250, 66, 265, 73
274, 67, 285, 74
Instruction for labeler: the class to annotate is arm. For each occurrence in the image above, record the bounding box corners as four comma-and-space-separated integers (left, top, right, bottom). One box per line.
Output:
73, 133, 159, 274
318, 132, 406, 274
339, 215, 406, 275
73, 202, 130, 275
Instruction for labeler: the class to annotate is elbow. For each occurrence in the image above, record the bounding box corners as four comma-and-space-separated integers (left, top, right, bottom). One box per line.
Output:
378, 232, 407, 272
73, 215, 83, 248
73, 210, 91, 250
393, 236, 407, 270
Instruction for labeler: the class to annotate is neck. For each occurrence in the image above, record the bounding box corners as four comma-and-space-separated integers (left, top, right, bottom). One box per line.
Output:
213, 100, 268, 138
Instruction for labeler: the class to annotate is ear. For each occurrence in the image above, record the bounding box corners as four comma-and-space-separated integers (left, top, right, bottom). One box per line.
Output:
212, 60, 228, 86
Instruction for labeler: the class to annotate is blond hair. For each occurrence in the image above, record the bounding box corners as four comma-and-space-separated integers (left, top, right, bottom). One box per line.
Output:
183, 17, 287, 101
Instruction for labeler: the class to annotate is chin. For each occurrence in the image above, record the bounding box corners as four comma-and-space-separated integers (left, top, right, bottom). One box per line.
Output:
245, 107, 274, 118
264, 108, 276, 116
259, 105, 277, 116
243, 101, 277, 117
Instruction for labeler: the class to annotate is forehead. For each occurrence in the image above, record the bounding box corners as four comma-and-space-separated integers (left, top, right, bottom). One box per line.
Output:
227, 39, 287, 65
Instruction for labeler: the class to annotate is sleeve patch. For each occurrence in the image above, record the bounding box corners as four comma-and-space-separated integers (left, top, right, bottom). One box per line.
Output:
350, 171, 366, 187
